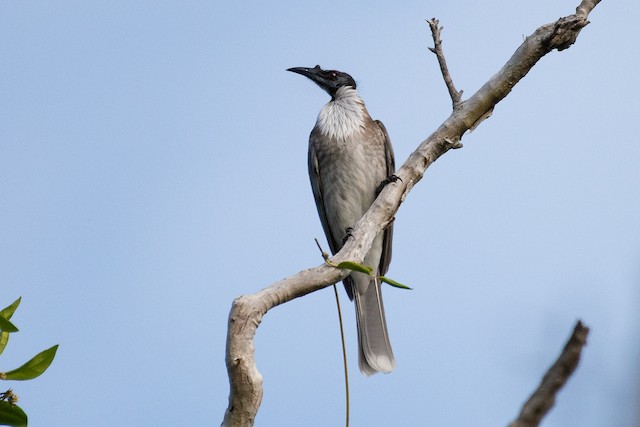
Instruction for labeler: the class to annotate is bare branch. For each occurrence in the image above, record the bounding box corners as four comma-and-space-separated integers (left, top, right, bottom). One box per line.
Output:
576, 0, 601, 18
426, 18, 463, 109
222, 1, 602, 425
222, 265, 348, 427
509, 321, 590, 427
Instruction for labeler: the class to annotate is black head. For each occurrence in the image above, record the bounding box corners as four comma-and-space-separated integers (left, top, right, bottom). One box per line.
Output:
287, 65, 356, 97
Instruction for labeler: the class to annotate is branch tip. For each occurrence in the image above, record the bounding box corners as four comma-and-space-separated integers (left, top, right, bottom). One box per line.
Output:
314, 238, 330, 262
509, 320, 590, 427
426, 17, 463, 109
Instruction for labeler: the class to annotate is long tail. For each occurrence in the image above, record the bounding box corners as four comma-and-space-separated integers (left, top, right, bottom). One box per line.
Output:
353, 277, 396, 375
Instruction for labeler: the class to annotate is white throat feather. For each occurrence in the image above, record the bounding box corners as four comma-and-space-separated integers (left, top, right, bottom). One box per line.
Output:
316, 86, 365, 141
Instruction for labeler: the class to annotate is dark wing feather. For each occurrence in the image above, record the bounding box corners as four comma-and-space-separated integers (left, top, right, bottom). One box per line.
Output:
375, 119, 395, 276
308, 132, 342, 256
309, 130, 357, 299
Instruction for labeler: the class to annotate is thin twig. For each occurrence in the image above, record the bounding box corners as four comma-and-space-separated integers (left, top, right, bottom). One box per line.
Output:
332, 284, 350, 427
316, 238, 350, 426
314, 237, 330, 262
509, 321, 590, 427
426, 18, 463, 109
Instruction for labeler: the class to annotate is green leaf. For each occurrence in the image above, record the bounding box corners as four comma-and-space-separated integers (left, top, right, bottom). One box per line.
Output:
0, 318, 17, 334
0, 298, 21, 357
336, 261, 374, 275
379, 276, 413, 290
0, 299, 21, 321
0, 401, 27, 427
0, 334, 8, 358
2, 345, 58, 381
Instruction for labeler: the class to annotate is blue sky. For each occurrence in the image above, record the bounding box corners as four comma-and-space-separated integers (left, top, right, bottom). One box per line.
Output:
1, 1, 639, 426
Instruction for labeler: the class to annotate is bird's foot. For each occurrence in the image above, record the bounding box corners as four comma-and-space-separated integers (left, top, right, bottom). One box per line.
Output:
376, 174, 403, 196
342, 227, 354, 244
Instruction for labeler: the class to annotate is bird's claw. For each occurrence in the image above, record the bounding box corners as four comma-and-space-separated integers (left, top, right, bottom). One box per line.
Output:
376, 174, 403, 196
342, 227, 354, 244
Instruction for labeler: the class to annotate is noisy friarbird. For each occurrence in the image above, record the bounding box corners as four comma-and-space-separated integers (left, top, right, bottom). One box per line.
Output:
288, 65, 396, 375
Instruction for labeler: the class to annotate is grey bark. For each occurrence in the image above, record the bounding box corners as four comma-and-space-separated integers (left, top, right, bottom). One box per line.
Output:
509, 321, 590, 427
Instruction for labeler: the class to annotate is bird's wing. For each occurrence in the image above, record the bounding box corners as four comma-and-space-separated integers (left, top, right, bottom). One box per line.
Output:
308, 132, 341, 256
375, 119, 395, 276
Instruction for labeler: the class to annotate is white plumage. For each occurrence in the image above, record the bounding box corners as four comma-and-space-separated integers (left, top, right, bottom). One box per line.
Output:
316, 86, 366, 141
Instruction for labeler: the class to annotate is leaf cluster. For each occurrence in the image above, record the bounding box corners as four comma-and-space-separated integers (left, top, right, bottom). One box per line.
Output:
0, 298, 58, 427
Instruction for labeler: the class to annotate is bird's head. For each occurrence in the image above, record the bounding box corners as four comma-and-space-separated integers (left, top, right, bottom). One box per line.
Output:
287, 65, 356, 98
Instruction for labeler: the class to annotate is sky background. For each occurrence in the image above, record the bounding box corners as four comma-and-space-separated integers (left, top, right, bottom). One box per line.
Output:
1, 1, 639, 426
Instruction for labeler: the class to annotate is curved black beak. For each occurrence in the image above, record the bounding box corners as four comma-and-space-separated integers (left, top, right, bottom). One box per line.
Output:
287, 65, 339, 96
287, 65, 355, 96
287, 65, 325, 84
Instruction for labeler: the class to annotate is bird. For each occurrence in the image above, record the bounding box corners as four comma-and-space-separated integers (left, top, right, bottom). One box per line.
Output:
287, 65, 396, 375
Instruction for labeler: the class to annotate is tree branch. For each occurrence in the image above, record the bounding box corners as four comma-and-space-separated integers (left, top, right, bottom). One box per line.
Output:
509, 321, 590, 427
222, 1, 602, 425
427, 18, 463, 109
